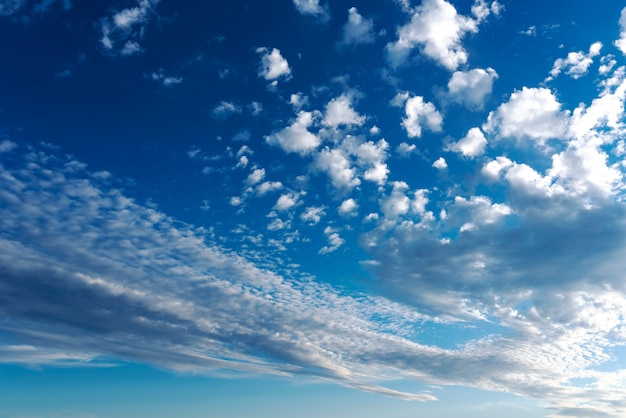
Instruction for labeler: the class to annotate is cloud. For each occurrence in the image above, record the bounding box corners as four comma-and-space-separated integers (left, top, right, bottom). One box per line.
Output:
149, 69, 183, 86
546, 42, 603, 81
301, 206, 326, 224
615, 7, 626, 55
445, 127, 488, 158
211, 101, 242, 119
393, 93, 443, 138
257, 47, 292, 81
339, 7, 375, 47
447, 68, 498, 110
0, 0, 25, 16
274, 193, 301, 212
99, 0, 160, 56
323, 94, 365, 127
432, 157, 447, 169
386, 0, 482, 70
265, 111, 321, 155
292, 0, 329, 22
315, 147, 360, 190
483, 87, 569, 145
338, 198, 358, 217
3, 141, 626, 416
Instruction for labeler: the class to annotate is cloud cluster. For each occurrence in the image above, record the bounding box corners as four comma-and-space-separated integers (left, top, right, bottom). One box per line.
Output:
99, 0, 160, 56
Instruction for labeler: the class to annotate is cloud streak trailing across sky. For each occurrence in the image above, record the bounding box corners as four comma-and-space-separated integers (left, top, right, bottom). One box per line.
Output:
1, 0, 626, 417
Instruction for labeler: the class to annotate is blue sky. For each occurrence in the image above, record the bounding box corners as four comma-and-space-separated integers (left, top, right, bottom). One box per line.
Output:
1, 0, 626, 417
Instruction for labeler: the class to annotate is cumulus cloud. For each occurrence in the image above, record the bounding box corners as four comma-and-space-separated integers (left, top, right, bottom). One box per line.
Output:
301, 206, 325, 224
393, 93, 443, 138
319, 226, 344, 254
323, 94, 365, 127
546, 42, 603, 81
99, 0, 160, 56
445, 127, 487, 158
265, 111, 321, 155
339, 7, 375, 47
386, 0, 483, 70
257, 47, 292, 81
432, 157, 447, 169
483, 87, 569, 145
447, 68, 498, 110
292, 0, 329, 22
315, 147, 360, 190
338, 198, 358, 217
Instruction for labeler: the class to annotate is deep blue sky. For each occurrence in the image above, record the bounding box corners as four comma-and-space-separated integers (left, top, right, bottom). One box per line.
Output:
2, 0, 626, 417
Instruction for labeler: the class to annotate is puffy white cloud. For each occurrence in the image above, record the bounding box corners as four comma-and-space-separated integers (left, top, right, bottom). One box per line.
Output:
386, 0, 479, 70
256, 181, 283, 196
447, 68, 497, 110
265, 111, 321, 155
315, 147, 360, 190
547, 42, 602, 81
615, 7, 626, 55
319, 226, 344, 254
257, 47, 291, 81
323, 94, 365, 127
470, 0, 501, 22
338, 198, 358, 216
99, 0, 160, 56
445, 127, 487, 158
274, 193, 300, 212
301, 206, 325, 224
292, 0, 329, 22
394, 93, 443, 138
246, 168, 265, 185
432, 157, 447, 169
339, 7, 375, 47
483, 87, 569, 144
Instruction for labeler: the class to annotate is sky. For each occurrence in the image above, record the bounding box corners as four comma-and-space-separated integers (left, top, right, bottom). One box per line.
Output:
1, 0, 626, 417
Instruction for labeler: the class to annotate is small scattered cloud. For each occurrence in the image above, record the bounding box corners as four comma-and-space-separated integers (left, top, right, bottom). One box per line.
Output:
432, 157, 448, 169
212, 101, 242, 119
546, 42, 603, 82
292, 0, 329, 22
615, 7, 626, 55
319, 226, 344, 254
446, 67, 498, 110
323, 94, 365, 127
257, 47, 292, 82
339, 7, 375, 47
338, 198, 358, 217
149, 69, 183, 86
301, 206, 326, 224
393, 93, 443, 138
99, 0, 161, 56
445, 127, 488, 158
265, 111, 321, 155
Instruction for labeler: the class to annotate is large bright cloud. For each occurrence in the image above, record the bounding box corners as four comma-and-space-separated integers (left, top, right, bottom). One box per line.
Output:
386, 0, 479, 70
265, 111, 321, 155
447, 67, 498, 110
257, 47, 292, 81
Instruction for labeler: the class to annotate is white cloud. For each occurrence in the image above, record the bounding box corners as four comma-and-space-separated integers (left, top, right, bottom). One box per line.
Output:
265, 111, 321, 155
339, 7, 375, 47
338, 198, 358, 217
323, 94, 365, 127
447, 68, 498, 110
470, 0, 501, 22
445, 127, 487, 158
256, 181, 283, 196
615, 7, 626, 55
257, 47, 291, 81
386, 0, 480, 70
292, 0, 329, 22
394, 94, 443, 138
319, 226, 344, 254
547, 42, 603, 81
301, 206, 325, 224
396, 142, 416, 157
432, 157, 447, 169
246, 168, 265, 185
290, 92, 309, 110
274, 193, 300, 212
99, 0, 160, 56
315, 147, 360, 191
483, 87, 569, 144
212, 101, 242, 119
150, 69, 183, 86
